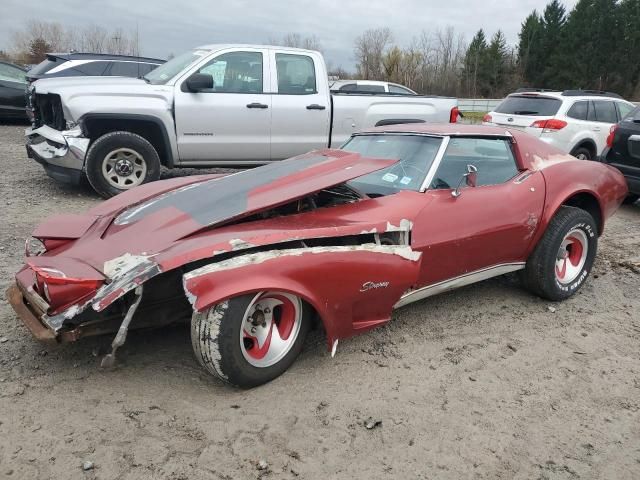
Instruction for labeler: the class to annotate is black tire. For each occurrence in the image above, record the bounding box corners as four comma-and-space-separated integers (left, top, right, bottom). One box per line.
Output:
522, 206, 598, 301
570, 146, 593, 160
622, 194, 639, 205
191, 293, 311, 388
85, 131, 161, 198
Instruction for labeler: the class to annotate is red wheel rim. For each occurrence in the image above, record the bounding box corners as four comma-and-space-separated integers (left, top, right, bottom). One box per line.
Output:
240, 292, 302, 368
555, 229, 589, 285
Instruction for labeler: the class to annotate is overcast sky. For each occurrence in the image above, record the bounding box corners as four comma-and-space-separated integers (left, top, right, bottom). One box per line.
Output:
2, 0, 577, 68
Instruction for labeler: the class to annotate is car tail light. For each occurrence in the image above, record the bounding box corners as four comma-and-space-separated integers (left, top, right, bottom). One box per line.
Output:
483, 114, 492, 123
28, 264, 104, 313
530, 119, 568, 131
450, 106, 460, 123
606, 124, 618, 148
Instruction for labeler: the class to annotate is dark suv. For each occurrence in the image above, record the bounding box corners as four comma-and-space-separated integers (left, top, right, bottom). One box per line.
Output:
28, 53, 165, 82
601, 104, 640, 204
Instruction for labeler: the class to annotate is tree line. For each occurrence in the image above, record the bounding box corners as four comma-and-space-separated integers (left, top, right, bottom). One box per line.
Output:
1, 20, 141, 65
352, 0, 640, 99
3, 1, 640, 99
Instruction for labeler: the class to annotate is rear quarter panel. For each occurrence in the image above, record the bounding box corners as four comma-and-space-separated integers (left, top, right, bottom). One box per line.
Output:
535, 161, 627, 244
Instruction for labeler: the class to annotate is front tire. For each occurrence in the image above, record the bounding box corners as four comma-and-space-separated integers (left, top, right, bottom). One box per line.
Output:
623, 194, 639, 205
85, 131, 161, 198
522, 206, 597, 301
191, 291, 311, 388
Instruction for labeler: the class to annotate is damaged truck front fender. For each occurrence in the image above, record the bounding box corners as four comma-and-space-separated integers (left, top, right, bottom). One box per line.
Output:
182, 245, 422, 349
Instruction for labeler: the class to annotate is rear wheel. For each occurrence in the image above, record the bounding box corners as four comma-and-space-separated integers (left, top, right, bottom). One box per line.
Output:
191, 291, 311, 388
522, 206, 597, 301
85, 131, 161, 198
571, 146, 593, 160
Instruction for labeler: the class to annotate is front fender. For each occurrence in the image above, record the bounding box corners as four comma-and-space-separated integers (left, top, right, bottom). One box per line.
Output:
182, 245, 422, 349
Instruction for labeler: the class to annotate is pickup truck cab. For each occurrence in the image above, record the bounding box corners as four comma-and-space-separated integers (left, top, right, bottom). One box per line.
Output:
27, 44, 459, 197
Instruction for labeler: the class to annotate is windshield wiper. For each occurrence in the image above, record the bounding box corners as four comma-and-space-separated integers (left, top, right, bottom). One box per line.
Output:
513, 110, 539, 115
140, 75, 151, 84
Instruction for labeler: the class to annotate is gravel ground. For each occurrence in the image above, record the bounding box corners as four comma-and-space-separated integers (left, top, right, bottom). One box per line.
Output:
0, 122, 639, 480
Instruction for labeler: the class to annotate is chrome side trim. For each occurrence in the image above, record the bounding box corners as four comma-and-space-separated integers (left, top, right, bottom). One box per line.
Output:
420, 135, 450, 192
394, 262, 526, 309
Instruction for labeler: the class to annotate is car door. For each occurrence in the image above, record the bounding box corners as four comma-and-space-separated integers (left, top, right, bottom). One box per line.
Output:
269, 50, 330, 160
174, 48, 271, 162
0, 63, 27, 116
411, 136, 546, 287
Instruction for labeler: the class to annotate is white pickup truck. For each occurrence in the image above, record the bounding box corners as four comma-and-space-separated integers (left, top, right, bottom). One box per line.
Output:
27, 44, 459, 197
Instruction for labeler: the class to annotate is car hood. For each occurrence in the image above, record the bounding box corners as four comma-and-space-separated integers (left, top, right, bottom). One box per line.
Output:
32, 149, 398, 277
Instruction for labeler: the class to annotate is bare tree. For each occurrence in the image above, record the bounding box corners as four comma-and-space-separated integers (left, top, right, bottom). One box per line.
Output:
79, 25, 108, 53
10, 20, 143, 63
269, 33, 323, 53
353, 27, 392, 80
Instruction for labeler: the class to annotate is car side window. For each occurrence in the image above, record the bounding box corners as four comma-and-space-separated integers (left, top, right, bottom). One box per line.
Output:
0, 64, 26, 84
197, 51, 263, 93
275, 53, 316, 95
389, 84, 413, 95
431, 138, 519, 190
74, 61, 110, 76
567, 101, 588, 121
338, 83, 357, 91
593, 100, 618, 123
139, 63, 159, 76
616, 102, 635, 120
108, 61, 140, 77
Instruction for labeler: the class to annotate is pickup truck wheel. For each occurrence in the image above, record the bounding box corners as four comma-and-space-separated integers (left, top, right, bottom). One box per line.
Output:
86, 131, 161, 198
522, 206, 597, 301
622, 194, 639, 205
191, 291, 311, 388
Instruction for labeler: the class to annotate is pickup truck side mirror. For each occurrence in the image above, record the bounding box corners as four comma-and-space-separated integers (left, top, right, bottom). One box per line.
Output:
452, 164, 478, 198
184, 73, 214, 92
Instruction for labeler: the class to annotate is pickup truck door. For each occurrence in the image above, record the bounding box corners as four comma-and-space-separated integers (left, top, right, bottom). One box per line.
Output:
269, 50, 330, 160
173, 48, 271, 162
411, 137, 545, 287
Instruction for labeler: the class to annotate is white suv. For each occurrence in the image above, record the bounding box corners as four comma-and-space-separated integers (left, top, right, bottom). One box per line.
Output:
483, 89, 635, 160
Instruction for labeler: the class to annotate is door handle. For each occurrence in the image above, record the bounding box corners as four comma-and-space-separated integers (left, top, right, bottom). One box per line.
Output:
246, 103, 268, 109
306, 104, 326, 110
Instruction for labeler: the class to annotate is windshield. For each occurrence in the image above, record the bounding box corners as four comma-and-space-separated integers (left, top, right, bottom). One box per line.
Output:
495, 95, 561, 116
343, 134, 443, 196
144, 49, 209, 85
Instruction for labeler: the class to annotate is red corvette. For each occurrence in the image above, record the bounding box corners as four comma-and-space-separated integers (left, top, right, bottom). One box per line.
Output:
7, 124, 628, 387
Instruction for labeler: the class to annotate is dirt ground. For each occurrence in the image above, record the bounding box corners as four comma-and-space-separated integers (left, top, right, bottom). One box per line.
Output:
0, 122, 639, 480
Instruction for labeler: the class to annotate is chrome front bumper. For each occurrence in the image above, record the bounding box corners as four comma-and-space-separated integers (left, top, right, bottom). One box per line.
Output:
26, 125, 90, 172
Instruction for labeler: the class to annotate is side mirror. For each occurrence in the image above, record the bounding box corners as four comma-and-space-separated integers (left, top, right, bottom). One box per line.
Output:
184, 73, 213, 92
452, 164, 478, 198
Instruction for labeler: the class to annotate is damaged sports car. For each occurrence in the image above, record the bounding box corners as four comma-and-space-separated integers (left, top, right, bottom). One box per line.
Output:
6, 124, 628, 388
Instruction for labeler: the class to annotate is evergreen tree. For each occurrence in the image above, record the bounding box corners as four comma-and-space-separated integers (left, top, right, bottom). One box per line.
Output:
540, 0, 568, 88
517, 11, 544, 86
619, 0, 640, 97
487, 30, 510, 96
463, 29, 488, 97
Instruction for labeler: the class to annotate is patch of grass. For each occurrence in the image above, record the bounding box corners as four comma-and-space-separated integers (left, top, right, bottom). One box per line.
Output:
460, 111, 487, 125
